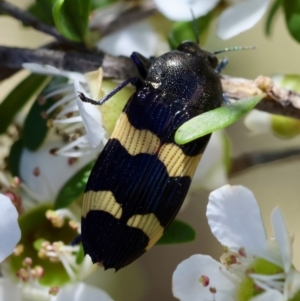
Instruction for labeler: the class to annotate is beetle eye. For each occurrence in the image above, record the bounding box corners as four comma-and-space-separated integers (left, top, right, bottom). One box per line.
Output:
207, 54, 218, 68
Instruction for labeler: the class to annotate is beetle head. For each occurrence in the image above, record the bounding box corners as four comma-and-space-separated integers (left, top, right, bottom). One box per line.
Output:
177, 41, 218, 69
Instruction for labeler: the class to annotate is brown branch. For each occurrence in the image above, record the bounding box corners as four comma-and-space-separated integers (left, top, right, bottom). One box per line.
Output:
0, 46, 139, 79
229, 148, 300, 176
222, 75, 300, 119
0, 1, 86, 52
1, 45, 300, 120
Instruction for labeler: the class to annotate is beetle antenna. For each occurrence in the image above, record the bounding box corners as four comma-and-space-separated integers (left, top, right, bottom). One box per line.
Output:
214, 45, 256, 55
190, 8, 199, 44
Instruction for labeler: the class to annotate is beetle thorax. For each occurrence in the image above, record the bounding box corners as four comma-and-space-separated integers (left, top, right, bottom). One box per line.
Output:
145, 50, 221, 108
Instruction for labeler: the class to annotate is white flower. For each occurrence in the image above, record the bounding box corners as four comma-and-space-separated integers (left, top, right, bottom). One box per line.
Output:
244, 109, 273, 135
0, 278, 114, 301
0, 193, 21, 262
217, 0, 270, 40
190, 131, 228, 192
91, 1, 166, 57
152, 0, 220, 21
244, 109, 300, 139
173, 185, 300, 301
181, 131, 229, 211
19, 137, 96, 203
23, 63, 106, 153
153, 0, 270, 40
0, 206, 114, 301
97, 20, 160, 57
53, 282, 114, 301
19, 64, 106, 202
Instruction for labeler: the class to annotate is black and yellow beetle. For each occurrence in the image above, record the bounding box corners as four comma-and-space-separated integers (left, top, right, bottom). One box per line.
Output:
79, 41, 224, 270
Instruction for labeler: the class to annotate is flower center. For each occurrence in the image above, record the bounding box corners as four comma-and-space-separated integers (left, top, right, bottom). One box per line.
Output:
237, 258, 284, 301
9, 204, 78, 287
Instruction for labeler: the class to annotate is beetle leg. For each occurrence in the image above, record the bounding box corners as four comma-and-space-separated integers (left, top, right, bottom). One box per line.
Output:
71, 234, 82, 246
78, 77, 143, 106
222, 93, 230, 105
131, 52, 153, 79
216, 58, 229, 73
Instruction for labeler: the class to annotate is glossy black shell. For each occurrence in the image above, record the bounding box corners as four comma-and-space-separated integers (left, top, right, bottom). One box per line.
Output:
146, 41, 222, 114
81, 41, 224, 270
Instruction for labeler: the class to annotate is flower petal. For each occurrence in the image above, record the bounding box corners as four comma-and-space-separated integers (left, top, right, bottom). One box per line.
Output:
23, 63, 86, 82
172, 254, 236, 301
284, 270, 300, 300
271, 207, 292, 273
54, 282, 114, 301
20, 138, 96, 202
75, 80, 105, 148
0, 278, 22, 300
217, 0, 269, 40
190, 131, 228, 192
244, 110, 272, 135
153, 0, 220, 21
207, 185, 268, 255
97, 20, 158, 57
0, 194, 21, 262
250, 289, 283, 301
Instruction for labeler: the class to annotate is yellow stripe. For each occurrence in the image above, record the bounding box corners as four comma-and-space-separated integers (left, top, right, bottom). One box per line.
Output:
146, 228, 164, 250
111, 113, 160, 156
82, 190, 122, 219
157, 143, 202, 177
127, 213, 164, 247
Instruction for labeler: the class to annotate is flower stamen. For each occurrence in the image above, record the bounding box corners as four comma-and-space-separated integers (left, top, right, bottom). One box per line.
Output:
199, 275, 210, 287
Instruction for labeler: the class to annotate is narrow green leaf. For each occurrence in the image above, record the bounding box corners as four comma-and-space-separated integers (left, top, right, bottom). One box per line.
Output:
53, 0, 91, 42
23, 76, 68, 151
8, 139, 24, 177
0, 74, 47, 134
27, 0, 54, 25
175, 95, 265, 145
54, 160, 95, 209
265, 0, 281, 36
168, 13, 212, 49
156, 219, 196, 245
282, 0, 300, 43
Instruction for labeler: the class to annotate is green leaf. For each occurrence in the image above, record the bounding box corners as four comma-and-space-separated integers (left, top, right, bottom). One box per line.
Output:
27, 0, 54, 25
53, 0, 91, 42
54, 160, 95, 209
168, 13, 212, 49
265, 0, 281, 36
8, 139, 24, 177
0, 74, 47, 134
156, 219, 196, 245
23, 76, 68, 151
75, 244, 85, 264
175, 95, 265, 145
282, 0, 300, 43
